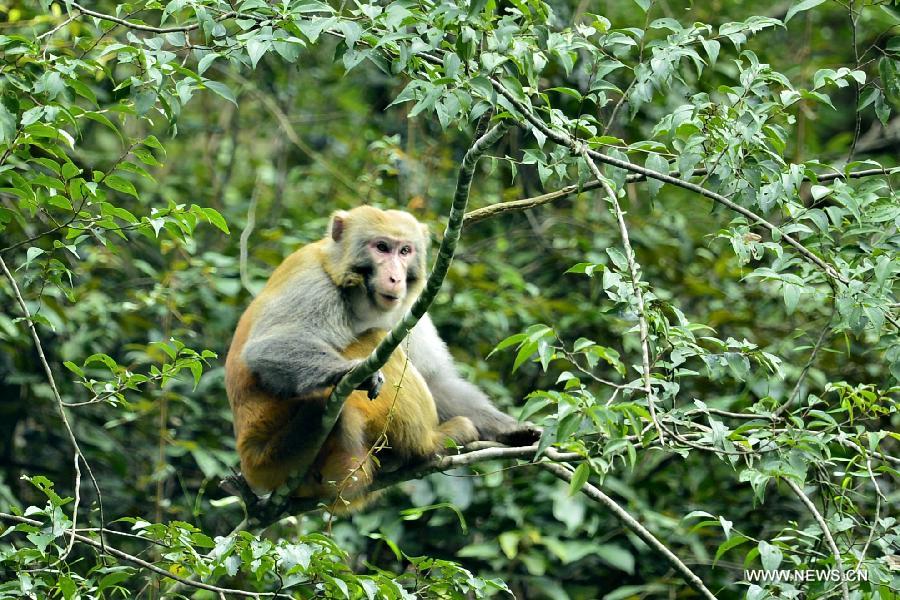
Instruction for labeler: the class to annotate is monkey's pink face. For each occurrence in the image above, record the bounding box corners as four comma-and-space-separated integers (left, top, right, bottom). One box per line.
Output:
367, 237, 418, 311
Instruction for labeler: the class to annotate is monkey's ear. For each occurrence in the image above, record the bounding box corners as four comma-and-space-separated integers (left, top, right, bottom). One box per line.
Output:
329, 211, 349, 242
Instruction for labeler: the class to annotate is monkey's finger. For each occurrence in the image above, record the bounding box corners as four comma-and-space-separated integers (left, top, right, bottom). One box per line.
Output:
366, 371, 385, 400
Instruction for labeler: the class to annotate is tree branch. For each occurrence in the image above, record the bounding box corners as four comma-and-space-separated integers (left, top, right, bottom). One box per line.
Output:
782, 478, 850, 600
488, 77, 900, 331
251, 117, 509, 526
462, 167, 900, 228
540, 463, 718, 600
0, 512, 278, 599
0, 256, 105, 561
280, 442, 583, 513
579, 149, 665, 444
68, 2, 235, 33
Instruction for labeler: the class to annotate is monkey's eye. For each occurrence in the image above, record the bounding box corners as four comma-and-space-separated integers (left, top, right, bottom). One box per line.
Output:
400, 245, 412, 256
376, 241, 390, 253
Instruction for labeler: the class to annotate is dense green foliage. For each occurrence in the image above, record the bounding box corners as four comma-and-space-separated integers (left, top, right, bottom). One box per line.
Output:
0, 0, 898, 598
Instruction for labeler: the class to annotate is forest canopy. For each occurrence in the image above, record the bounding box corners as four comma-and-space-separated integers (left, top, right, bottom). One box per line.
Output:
0, 0, 898, 598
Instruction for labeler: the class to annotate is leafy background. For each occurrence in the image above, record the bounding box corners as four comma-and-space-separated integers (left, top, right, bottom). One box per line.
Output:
0, 0, 898, 598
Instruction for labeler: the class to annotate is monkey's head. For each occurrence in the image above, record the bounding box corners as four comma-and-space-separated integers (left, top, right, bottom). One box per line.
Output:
324, 206, 429, 313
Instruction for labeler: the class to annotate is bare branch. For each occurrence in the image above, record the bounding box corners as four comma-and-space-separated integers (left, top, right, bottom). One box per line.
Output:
68, 2, 234, 33
773, 316, 832, 417
463, 168, 900, 228
0, 256, 105, 561
240, 175, 262, 293
782, 478, 850, 600
579, 149, 665, 444
37, 11, 79, 42
859, 456, 884, 563
487, 77, 900, 330
541, 462, 718, 600
245, 85, 359, 193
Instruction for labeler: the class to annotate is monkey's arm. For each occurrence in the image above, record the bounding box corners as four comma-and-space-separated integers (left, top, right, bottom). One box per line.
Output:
242, 334, 382, 400
409, 316, 540, 444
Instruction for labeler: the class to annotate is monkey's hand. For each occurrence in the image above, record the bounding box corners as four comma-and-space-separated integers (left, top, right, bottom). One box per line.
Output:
356, 369, 385, 400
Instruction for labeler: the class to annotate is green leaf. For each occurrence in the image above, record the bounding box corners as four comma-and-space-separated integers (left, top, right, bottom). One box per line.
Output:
713, 535, 750, 567
132, 146, 162, 166
513, 340, 538, 372
443, 52, 461, 79
246, 38, 268, 68
645, 152, 668, 198
879, 57, 900, 104
810, 184, 831, 200
568, 463, 590, 495
785, 0, 826, 23
519, 394, 554, 421
23, 247, 45, 267
782, 282, 801, 314
132, 88, 157, 115
34, 71, 66, 99
606, 248, 628, 271
197, 52, 219, 75
498, 531, 519, 559
104, 175, 138, 198
594, 544, 635, 574
0, 103, 16, 144
758, 540, 782, 570
204, 80, 237, 105
97, 570, 134, 594
631, 0, 651, 12
63, 361, 84, 378
201, 207, 229, 234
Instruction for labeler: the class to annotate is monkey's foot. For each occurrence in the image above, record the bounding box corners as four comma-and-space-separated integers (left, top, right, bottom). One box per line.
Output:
496, 423, 542, 447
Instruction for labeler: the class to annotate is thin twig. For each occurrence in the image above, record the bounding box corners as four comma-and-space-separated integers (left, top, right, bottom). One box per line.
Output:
245, 86, 359, 193
0, 255, 105, 562
488, 77, 900, 330
783, 478, 850, 600
69, 2, 236, 33
37, 11, 79, 42
774, 317, 832, 417
239, 175, 262, 293
462, 166, 898, 227
0, 512, 277, 598
859, 456, 884, 562
281, 442, 593, 514
579, 148, 665, 444
541, 462, 717, 600
847, 2, 862, 163
684, 407, 776, 420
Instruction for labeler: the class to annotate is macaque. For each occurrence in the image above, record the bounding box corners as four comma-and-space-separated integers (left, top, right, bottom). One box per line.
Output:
225, 206, 537, 510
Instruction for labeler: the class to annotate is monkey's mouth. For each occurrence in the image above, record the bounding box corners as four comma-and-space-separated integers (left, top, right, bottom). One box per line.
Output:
378, 293, 401, 304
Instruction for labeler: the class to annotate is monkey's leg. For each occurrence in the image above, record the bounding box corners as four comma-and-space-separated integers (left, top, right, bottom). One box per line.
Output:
408, 317, 540, 444
236, 397, 329, 491
429, 416, 478, 452
426, 376, 541, 444
300, 402, 378, 510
